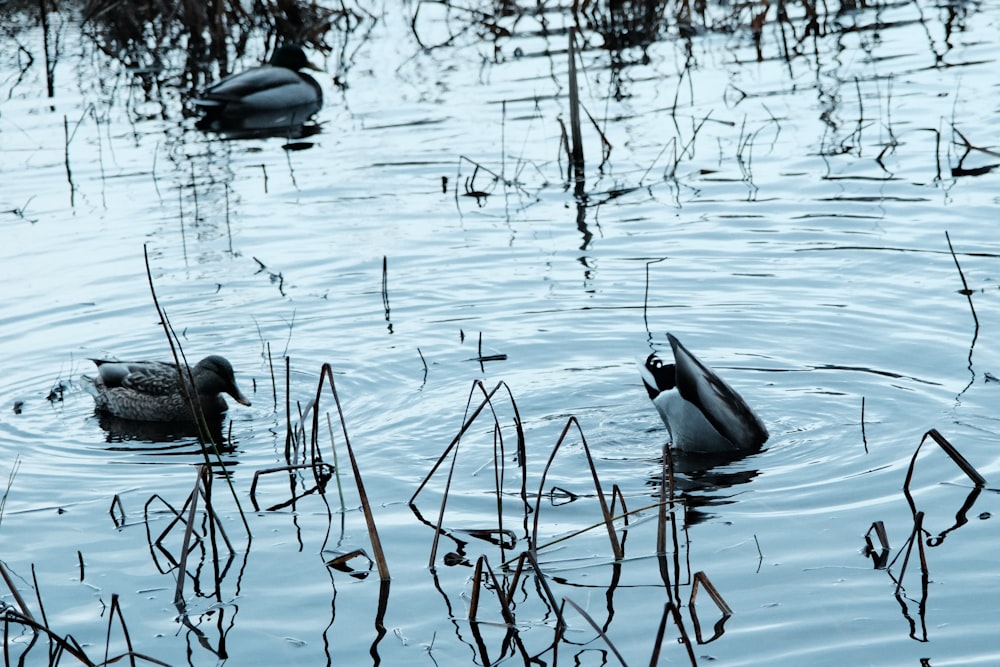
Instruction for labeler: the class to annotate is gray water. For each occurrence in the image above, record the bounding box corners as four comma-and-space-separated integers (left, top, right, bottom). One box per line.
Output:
2, 2, 999, 665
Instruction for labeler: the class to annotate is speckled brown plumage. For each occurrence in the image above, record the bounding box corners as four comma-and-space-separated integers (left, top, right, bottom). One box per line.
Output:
84, 355, 251, 422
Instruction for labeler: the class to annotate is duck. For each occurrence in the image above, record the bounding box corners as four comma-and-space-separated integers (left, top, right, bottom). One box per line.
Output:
84, 355, 251, 423
193, 44, 323, 135
639, 334, 768, 454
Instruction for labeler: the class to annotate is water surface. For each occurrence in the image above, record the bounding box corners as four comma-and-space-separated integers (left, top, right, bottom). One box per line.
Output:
2, 2, 999, 665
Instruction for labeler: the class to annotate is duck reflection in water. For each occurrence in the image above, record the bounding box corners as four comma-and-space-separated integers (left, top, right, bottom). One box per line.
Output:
648, 449, 761, 525
95, 411, 234, 453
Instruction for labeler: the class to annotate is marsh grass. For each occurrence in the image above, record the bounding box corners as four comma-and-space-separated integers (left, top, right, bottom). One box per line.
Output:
405, 372, 722, 664
532, 416, 623, 560
139, 466, 240, 614
142, 245, 251, 533
0, 562, 170, 666
8, 357, 988, 663
410, 380, 528, 568
308, 362, 390, 579
852, 427, 991, 641
80, 0, 360, 85
0, 458, 17, 532
864, 520, 890, 569
4, 2, 995, 662
904, 429, 986, 491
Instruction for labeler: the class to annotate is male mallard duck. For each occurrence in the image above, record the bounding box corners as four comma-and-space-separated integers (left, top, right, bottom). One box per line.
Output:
193, 44, 323, 134
639, 334, 768, 454
84, 355, 251, 423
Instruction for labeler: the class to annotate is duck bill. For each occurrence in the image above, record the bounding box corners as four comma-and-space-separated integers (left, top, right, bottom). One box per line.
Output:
231, 389, 252, 407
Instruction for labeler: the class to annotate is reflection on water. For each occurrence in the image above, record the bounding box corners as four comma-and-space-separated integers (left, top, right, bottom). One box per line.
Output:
648, 447, 762, 526
94, 410, 235, 451
198, 120, 324, 142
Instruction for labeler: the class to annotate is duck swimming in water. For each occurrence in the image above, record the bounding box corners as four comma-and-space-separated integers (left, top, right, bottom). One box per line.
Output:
84, 355, 251, 423
193, 44, 323, 136
639, 334, 768, 454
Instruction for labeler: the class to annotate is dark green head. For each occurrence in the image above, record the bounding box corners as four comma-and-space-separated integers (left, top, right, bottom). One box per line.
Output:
193, 355, 252, 406
269, 44, 321, 72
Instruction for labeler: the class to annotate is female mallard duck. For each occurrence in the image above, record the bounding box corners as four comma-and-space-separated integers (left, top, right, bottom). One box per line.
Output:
193, 44, 323, 135
85, 355, 251, 423
639, 334, 768, 454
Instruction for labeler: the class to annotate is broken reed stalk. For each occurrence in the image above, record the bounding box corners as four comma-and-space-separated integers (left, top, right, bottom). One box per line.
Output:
325, 412, 347, 511
650, 602, 697, 666
609, 485, 629, 525
266, 341, 277, 413
153, 468, 235, 604
29, 565, 51, 649
560, 598, 628, 666
864, 520, 891, 568
423, 383, 495, 568
865, 521, 890, 553
532, 416, 622, 561
655, 436, 689, 601
413, 380, 527, 568
648, 602, 671, 666
524, 549, 565, 631
411, 381, 508, 501
690, 571, 732, 615
525, 498, 672, 560
24, 563, 74, 665
103, 594, 135, 667
284, 355, 293, 458
0, 561, 32, 620
311, 363, 390, 581
490, 384, 528, 559
142, 244, 251, 535
945, 230, 980, 332
467, 556, 519, 625
656, 436, 677, 555
417, 347, 427, 381
891, 510, 928, 597
201, 468, 232, 600
63, 115, 75, 205
248, 461, 336, 512
0, 455, 19, 529
861, 396, 868, 453
173, 466, 205, 609
667, 113, 713, 179
905, 429, 986, 489
567, 28, 585, 194
109, 494, 125, 528
381, 256, 392, 332
0, 611, 94, 665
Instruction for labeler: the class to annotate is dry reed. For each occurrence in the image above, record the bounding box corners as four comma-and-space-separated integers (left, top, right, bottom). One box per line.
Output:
309, 363, 390, 581
410, 380, 527, 568
688, 571, 732, 643
864, 520, 890, 569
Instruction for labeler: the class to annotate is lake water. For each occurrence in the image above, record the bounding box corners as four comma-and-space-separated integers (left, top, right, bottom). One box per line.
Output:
2, 2, 999, 665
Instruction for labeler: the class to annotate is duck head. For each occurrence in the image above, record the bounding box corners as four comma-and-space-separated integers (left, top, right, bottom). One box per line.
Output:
193, 355, 252, 407
269, 44, 322, 72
